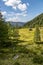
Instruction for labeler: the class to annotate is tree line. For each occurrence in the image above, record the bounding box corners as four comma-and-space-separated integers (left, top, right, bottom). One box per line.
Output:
0, 12, 20, 48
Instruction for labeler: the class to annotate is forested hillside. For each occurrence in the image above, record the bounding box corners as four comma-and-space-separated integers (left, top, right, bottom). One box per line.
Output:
24, 13, 43, 28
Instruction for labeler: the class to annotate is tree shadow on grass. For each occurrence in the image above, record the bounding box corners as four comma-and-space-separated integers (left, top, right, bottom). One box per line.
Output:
13, 40, 28, 43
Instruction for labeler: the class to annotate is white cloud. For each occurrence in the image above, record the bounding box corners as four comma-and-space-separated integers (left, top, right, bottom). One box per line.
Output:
1, 11, 7, 15
2, 11, 27, 17
5, 0, 21, 6
15, 11, 27, 16
3, 0, 29, 11
18, 3, 27, 11
13, 6, 17, 9
1, 10, 28, 22
3, 0, 21, 9
6, 17, 21, 22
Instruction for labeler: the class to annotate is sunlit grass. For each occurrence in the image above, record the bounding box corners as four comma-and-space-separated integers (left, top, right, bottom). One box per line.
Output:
19, 28, 34, 41
18, 28, 43, 45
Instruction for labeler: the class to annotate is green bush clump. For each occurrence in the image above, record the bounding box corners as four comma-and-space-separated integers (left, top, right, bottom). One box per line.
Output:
18, 47, 29, 54
14, 62, 20, 65
33, 55, 43, 64
36, 41, 43, 44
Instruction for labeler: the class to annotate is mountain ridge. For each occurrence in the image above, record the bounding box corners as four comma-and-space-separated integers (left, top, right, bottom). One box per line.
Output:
23, 13, 43, 28
8, 22, 25, 27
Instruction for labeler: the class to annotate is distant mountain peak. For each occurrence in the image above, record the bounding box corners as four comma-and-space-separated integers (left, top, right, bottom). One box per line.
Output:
9, 22, 25, 27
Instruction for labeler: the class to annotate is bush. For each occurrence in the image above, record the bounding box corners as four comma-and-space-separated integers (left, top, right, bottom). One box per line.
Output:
14, 62, 20, 65
0, 41, 12, 48
19, 47, 29, 54
35, 41, 43, 44
29, 28, 32, 31
33, 55, 43, 64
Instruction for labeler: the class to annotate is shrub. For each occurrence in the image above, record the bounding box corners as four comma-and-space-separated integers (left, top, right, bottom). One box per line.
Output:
33, 55, 43, 64
14, 62, 20, 65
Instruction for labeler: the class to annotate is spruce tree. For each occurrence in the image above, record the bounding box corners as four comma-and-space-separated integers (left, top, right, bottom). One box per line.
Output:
7, 22, 12, 40
0, 12, 8, 46
13, 23, 20, 43
34, 25, 41, 42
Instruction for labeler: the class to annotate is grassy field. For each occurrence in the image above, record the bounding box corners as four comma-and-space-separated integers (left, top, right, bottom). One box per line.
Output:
0, 28, 43, 65
19, 28, 34, 41
19, 28, 43, 45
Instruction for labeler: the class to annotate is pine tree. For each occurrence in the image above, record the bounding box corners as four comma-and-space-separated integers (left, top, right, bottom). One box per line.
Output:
13, 23, 20, 43
0, 12, 8, 42
34, 25, 41, 42
7, 22, 13, 40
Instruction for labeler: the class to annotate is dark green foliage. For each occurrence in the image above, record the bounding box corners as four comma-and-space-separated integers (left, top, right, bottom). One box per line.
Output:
35, 41, 43, 44
14, 62, 20, 65
33, 55, 43, 64
0, 12, 8, 43
0, 12, 8, 48
13, 23, 20, 43
34, 25, 41, 42
24, 13, 43, 28
18, 46, 29, 54
7, 22, 13, 40
1, 41, 12, 48
29, 28, 32, 31
13, 29, 19, 41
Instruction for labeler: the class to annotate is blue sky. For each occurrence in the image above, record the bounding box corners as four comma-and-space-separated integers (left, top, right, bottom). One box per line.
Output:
0, 0, 43, 22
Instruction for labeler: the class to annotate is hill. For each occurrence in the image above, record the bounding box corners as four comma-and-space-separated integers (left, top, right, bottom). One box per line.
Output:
24, 13, 43, 28
9, 22, 25, 27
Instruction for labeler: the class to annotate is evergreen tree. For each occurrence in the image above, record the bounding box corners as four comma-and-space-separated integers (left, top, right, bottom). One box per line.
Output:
13, 23, 20, 43
0, 12, 8, 45
34, 25, 41, 42
7, 22, 13, 40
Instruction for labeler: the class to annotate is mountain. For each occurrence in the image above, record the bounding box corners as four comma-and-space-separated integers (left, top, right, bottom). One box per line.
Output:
24, 13, 43, 28
10, 22, 25, 26
7, 22, 25, 27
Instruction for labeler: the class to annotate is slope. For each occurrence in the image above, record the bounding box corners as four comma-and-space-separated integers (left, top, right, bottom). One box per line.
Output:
24, 13, 43, 28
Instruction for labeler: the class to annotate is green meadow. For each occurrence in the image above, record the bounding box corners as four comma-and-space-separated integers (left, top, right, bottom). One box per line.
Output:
0, 28, 43, 65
